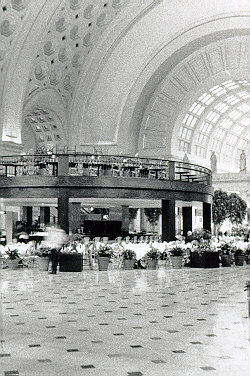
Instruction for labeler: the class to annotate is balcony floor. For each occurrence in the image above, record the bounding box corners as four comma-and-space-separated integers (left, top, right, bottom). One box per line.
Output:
0, 266, 249, 376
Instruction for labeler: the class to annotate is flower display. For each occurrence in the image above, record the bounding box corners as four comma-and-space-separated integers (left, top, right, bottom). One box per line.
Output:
96, 244, 114, 258
146, 246, 160, 260
121, 249, 136, 260
5, 249, 20, 260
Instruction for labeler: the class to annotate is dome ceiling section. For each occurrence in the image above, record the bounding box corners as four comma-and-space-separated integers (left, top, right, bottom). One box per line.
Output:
24, 108, 66, 151
26, 0, 130, 108
180, 79, 250, 163
140, 35, 250, 157
0, 0, 31, 75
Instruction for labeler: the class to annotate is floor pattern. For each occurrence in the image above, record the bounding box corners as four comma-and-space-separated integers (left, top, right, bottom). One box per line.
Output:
0, 266, 249, 375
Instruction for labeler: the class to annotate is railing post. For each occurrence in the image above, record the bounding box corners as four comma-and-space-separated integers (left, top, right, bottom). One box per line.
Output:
58, 155, 69, 176
169, 161, 175, 180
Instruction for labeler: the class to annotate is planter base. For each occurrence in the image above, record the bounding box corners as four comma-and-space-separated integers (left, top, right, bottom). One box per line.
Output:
98, 257, 110, 271
190, 252, 219, 268
59, 254, 83, 272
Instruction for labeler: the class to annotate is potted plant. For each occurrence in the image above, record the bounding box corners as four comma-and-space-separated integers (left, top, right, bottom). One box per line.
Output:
219, 242, 232, 267
96, 244, 114, 271
5, 249, 21, 270
169, 247, 184, 269
121, 249, 136, 270
234, 249, 245, 266
33, 247, 51, 271
245, 247, 250, 265
189, 229, 219, 268
146, 247, 160, 270
59, 243, 83, 272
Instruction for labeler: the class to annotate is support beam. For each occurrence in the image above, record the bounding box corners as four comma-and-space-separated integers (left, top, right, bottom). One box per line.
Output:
162, 199, 175, 242
182, 206, 192, 237
203, 202, 211, 233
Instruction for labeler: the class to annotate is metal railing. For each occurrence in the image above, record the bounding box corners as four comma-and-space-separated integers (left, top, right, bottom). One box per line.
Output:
0, 153, 212, 185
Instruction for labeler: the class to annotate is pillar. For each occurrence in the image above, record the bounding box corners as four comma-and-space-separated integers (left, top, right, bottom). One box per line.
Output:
162, 199, 176, 242
182, 206, 192, 237
58, 193, 69, 234
121, 205, 129, 236
6, 212, 14, 243
203, 202, 212, 233
40, 206, 50, 225
69, 203, 81, 233
58, 155, 69, 176
23, 206, 33, 227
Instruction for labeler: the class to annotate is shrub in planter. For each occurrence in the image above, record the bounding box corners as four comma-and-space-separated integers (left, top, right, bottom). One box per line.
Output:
245, 247, 250, 265
146, 247, 160, 269
33, 248, 51, 271
170, 247, 183, 269
219, 243, 232, 267
5, 249, 21, 269
96, 245, 114, 271
234, 249, 245, 266
121, 249, 136, 270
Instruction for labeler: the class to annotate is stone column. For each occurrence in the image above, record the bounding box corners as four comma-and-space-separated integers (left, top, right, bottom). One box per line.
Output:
69, 203, 81, 233
162, 199, 175, 241
6, 212, 14, 243
58, 192, 69, 234
203, 202, 212, 233
23, 206, 33, 227
121, 205, 129, 236
40, 206, 50, 225
182, 206, 192, 237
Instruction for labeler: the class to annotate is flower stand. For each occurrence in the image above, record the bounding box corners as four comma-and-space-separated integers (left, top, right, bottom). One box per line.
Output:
97, 256, 110, 271
170, 256, 183, 269
59, 254, 83, 272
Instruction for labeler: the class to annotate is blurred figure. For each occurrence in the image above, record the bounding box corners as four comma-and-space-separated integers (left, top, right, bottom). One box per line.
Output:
185, 231, 194, 243
44, 226, 68, 274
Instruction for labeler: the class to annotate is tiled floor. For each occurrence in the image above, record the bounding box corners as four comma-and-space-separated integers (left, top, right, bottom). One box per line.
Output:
0, 266, 249, 376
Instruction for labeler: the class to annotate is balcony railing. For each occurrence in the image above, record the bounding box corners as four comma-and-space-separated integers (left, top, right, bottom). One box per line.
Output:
0, 153, 212, 185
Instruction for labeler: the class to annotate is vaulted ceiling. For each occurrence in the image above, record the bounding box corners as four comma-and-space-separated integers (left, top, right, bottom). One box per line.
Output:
0, 0, 249, 172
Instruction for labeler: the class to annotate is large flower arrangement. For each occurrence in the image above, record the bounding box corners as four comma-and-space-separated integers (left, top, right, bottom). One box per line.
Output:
96, 244, 114, 258
191, 229, 215, 253
121, 249, 136, 260
146, 246, 160, 260
5, 249, 20, 260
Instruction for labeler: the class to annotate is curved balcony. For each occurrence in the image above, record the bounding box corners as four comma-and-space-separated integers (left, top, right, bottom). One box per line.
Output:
0, 153, 212, 185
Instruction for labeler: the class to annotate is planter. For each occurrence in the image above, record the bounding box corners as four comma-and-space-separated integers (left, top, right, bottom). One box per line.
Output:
97, 256, 110, 271
158, 260, 166, 268
221, 255, 231, 267
6, 259, 20, 270
37, 257, 50, 271
170, 256, 183, 269
235, 255, 245, 266
190, 252, 219, 268
59, 253, 83, 272
147, 259, 158, 270
0, 257, 6, 269
123, 259, 135, 270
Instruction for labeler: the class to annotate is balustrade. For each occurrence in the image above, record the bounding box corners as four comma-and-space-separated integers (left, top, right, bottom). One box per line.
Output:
0, 153, 211, 185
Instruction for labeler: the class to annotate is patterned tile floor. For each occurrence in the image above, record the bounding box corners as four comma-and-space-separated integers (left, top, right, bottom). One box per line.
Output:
0, 266, 249, 376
